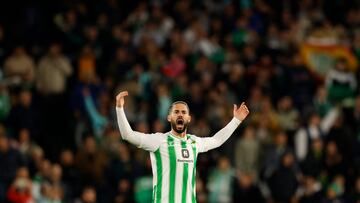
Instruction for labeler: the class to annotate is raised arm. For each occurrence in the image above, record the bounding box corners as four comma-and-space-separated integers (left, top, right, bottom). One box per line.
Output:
116, 91, 162, 152
197, 102, 250, 153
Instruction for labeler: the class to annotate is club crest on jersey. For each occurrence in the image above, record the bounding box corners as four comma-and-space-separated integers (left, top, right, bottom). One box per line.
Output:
181, 149, 190, 158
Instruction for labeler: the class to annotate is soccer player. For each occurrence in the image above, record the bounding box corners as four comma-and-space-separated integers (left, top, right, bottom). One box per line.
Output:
115, 91, 250, 203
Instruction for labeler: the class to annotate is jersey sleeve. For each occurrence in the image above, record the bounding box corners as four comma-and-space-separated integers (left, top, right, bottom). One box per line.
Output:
116, 107, 163, 152
194, 117, 241, 153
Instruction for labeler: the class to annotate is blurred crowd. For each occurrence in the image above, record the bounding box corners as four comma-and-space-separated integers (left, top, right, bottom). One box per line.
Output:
0, 0, 360, 202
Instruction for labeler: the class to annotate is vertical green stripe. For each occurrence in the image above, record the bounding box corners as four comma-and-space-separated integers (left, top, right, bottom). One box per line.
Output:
154, 150, 162, 203
181, 141, 189, 203
168, 136, 176, 203
191, 145, 197, 203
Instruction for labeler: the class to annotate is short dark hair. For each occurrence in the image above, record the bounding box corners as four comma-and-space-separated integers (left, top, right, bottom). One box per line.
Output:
168, 101, 190, 114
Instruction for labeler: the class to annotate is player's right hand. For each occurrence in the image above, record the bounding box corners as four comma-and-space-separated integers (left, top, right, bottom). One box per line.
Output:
116, 91, 128, 108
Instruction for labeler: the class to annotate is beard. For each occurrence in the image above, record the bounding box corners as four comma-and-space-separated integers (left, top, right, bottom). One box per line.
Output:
171, 119, 189, 134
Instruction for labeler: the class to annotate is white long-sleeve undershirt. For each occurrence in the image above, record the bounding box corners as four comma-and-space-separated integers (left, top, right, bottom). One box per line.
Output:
116, 107, 241, 152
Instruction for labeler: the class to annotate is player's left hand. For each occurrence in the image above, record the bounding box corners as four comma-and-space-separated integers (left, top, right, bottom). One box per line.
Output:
233, 102, 250, 122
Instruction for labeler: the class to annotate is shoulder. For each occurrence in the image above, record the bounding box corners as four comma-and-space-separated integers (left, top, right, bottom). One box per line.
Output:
187, 134, 203, 143
151, 132, 168, 141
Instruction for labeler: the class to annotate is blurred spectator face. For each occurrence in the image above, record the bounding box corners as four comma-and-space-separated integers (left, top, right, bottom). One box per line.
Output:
40, 159, 52, 178
14, 167, 31, 192
217, 81, 228, 94
85, 26, 98, 41
18, 128, 30, 144
31, 146, 44, 163
311, 138, 323, 152
81, 187, 96, 203
260, 55, 272, 66
60, 149, 74, 166
14, 46, 26, 56
66, 10, 77, 25
49, 43, 61, 56
243, 125, 255, 139
355, 177, 360, 193
326, 141, 339, 156
118, 143, 130, 161
0, 135, 9, 152
282, 152, 294, 168
51, 185, 64, 200
304, 175, 316, 189
118, 179, 130, 193
167, 103, 191, 134
51, 164, 62, 182
333, 175, 345, 186
249, 86, 263, 104
309, 113, 321, 126
115, 47, 128, 61
218, 156, 231, 171
278, 96, 292, 111
16, 167, 29, 179
239, 173, 253, 189
97, 13, 108, 27
84, 136, 96, 154
19, 90, 32, 107
315, 86, 327, 101
275, 132, 287, 146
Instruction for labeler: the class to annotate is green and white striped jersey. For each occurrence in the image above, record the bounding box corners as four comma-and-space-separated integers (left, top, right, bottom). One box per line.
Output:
116, 107, 241, 203
150, 133, 198, 203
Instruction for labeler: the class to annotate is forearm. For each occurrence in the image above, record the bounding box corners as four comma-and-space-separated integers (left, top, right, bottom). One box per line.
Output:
203, 117, 241, 151
116, 107, 140, 145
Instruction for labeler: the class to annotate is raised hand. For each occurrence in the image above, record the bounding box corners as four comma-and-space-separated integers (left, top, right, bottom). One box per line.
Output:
116, 91, 129, 108
233, 102, 250, 122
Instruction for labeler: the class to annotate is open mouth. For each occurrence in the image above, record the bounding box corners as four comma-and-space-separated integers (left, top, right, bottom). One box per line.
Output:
176, 119, 184, 125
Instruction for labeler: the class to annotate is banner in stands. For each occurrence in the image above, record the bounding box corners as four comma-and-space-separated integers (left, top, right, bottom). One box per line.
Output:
301, 43, 358, 78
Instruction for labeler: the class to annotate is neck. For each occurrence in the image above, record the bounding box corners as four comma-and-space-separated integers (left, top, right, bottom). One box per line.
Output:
170, 129, 187, 138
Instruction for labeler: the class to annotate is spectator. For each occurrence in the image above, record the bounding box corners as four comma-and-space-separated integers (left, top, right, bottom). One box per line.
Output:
321, 175, 346, 203
75, 136, 109, 187
294, 108, 339, 162
313, 86, 333, 118
326, 58, 357, 104
3, 46, 35, 88
300, 138, 325, 178
0, 1, 360, 202
59, 149, 79, 201
234, 125, 260, 179
207, 156, 234, 203
74, 186, 97, 203
36, 42, 72, 96
276, 96, 300, 140
6, 89, 39, 140
0, 133, 26, 202
232, 172, 265, 203
261, 131, 292, 180
298, 175, 323, 203
0, 83, 10, 122
267, 152, 299, 203
6, 167, 34, 203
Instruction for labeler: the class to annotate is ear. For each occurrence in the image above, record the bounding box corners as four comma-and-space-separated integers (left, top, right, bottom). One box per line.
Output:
188, 115, 191, 123
167, 114, 171, 122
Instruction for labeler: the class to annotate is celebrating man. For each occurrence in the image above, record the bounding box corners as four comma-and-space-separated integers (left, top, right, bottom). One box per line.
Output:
115, 91, 250, 203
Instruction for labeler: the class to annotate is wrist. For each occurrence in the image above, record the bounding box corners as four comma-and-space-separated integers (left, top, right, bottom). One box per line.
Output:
232, 117, 242, 125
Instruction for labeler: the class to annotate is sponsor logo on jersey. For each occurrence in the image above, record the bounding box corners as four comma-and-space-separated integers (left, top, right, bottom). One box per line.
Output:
181, 149, 190, 158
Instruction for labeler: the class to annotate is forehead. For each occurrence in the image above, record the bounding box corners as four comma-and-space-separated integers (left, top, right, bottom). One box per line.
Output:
171, 103, 189, 112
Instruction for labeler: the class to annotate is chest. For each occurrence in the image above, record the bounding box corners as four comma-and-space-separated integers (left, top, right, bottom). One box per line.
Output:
158, 137, 198, 164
